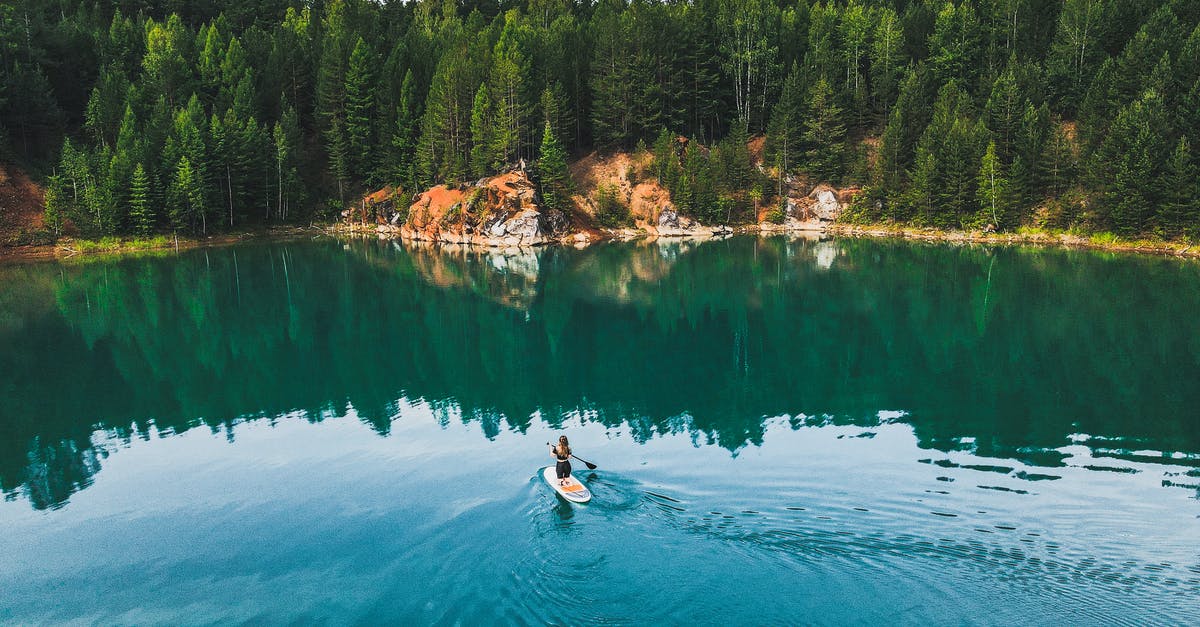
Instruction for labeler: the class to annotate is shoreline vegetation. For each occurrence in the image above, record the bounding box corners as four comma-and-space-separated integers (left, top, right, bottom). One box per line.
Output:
13, 219, 1196, 264
331, 218, 1200, 259
0, 226, 322, 263
827, 223, 1200, 258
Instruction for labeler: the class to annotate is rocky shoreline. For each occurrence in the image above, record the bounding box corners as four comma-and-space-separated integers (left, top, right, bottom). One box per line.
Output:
332, 215, 1200, 261
336, 168, 848, 248
333, 167, 1198, 259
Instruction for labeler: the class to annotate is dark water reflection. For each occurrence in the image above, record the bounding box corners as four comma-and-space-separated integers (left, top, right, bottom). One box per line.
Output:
1, 235, 1199, 510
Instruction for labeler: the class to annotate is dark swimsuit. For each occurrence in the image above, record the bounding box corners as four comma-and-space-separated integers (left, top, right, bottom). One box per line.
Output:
554, 449, 572, 479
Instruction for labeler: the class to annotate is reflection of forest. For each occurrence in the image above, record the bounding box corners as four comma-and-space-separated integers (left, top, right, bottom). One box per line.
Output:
2, 236, 1199, 509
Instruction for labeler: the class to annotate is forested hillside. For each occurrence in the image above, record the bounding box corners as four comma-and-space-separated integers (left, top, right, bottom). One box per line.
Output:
0, 0, 1197, 239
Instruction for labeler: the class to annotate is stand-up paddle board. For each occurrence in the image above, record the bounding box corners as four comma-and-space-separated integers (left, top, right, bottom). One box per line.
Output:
542, 466, 592, 503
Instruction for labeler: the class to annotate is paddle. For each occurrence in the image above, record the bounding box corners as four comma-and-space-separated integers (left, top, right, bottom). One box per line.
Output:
546, 442, 598, 470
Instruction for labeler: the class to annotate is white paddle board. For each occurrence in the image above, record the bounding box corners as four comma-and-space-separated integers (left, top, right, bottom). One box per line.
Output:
542, 466, 592, 503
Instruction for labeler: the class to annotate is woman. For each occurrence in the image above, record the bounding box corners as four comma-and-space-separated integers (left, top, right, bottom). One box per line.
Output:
549, 435, 572, 486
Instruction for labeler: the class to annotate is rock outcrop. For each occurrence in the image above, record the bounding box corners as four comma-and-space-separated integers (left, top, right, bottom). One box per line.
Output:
349, 170, 567, 247
654, 204, 698, 234
758, 183, 861, 232
341, 147, 866, 247
809, 187, 842, 221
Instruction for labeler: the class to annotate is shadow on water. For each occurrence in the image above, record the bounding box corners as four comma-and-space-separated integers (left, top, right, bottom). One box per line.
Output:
1, 235, 1199, 509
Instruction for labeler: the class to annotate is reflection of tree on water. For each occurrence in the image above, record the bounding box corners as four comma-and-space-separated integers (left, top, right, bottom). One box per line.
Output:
2, 236, 1199, 509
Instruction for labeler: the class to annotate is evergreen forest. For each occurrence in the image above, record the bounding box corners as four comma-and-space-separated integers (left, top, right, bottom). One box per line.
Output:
1, 0, 1197, 238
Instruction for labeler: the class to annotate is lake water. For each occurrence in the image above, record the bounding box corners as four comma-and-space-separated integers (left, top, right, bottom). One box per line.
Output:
1, 235, 1198, 624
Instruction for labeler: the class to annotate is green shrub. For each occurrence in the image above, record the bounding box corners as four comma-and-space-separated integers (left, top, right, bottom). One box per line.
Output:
595, 184, 630, 228
765, 207, 786, 224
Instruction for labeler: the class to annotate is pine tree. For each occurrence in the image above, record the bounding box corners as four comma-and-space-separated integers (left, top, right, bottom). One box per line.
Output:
220, 38, 250, 115
105, 147, 133, 234
209, 112, 233, 227
765, 62, 804, 193
114, 104, 140, 171
238, 116, 269, 225
589, 4, 635, 149
43, 175, 66, 236
389, 70, 417, 186
718, 123, 753, 193
802, 78, 846, 183
85, 146, 118, 235
1040, 122, 1077, 198
129, 162, 154, 235
929, 2, 981, 87
1159, 137, 1198, 239
840, 0, 871, 123
539, 82, 571, 149
56, 139, 92, 223
652, 128, 682, 193
1095, 91, 1168, 235
537, 121, 571, 211
169, 156, 207, 234
198, 23, 226, 94
490, 10, 533, 164
317, 0, 352, 198
1046, 0, 1103, 111
870, 7, 904, 114
417, 38, 485, 184
142, 15, 192, 108
912, 82, 987, 227
104, 9, 140, 77
878, 69, 932, 196
984, 63, 1026, 163
274, 105, 303, 222
83, 68, 130, 147
976, 141, 1012, 229
269, 6, 315, 125
1012, 103, 1049, 207
470, 83, 494, 178
344, 37, 376, 182
679, 144, 718, 222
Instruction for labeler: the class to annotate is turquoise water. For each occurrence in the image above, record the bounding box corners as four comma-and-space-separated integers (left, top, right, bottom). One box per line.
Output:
1, 236, 1198, 624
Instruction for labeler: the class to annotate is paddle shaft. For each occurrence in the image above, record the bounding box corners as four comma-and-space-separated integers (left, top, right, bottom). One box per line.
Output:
546, 442, 598, 470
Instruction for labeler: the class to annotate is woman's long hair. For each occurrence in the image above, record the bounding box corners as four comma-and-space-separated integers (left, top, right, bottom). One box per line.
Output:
557, 435, 571, 458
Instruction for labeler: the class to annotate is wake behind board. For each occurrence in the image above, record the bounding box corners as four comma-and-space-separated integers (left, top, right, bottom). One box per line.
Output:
542, 466, 592, 503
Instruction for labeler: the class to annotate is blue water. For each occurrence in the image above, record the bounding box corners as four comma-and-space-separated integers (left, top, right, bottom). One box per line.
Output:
1, 236, 1198, 624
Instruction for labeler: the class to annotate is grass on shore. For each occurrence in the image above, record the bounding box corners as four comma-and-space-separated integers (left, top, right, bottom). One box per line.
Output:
69, 235, 175, 253
835, 221, 1198, 257
1013, 226, 1197, 251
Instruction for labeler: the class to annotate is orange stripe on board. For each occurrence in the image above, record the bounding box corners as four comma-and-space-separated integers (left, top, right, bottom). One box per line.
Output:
563, 484, 584, 492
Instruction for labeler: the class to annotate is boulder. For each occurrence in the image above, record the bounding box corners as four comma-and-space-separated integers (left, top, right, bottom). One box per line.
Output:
809, 187, 841, 221
656, 204, 710, 236
656, 204, 681, 228
497, 209, 543, 241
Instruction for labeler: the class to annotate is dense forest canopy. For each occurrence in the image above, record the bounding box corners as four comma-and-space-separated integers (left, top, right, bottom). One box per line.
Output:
0, 0, 1197, 238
